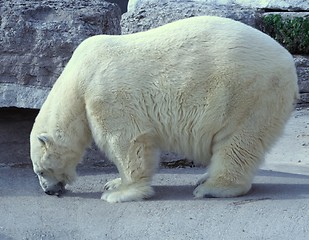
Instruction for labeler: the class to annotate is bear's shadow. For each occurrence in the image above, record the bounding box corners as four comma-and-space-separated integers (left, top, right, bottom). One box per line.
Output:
65, 169, 309, 201
65, 190, 102, 199
64, 183, 309, 201
153, 183, 309, 201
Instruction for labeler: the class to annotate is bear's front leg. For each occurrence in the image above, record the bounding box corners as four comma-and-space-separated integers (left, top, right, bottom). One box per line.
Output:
101, 132, 159, 203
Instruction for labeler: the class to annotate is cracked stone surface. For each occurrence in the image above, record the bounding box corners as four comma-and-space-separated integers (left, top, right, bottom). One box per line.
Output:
0, 0, 121, 108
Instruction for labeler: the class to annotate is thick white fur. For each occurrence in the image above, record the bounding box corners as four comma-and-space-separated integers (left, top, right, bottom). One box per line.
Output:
30, 16, 298, 202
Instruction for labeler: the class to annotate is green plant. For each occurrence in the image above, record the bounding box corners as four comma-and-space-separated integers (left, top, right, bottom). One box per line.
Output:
261, 14, 309, 54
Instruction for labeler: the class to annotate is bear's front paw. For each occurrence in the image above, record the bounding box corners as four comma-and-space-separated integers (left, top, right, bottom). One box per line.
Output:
195, 173, 209, 187
193, 180, 251, 198
103, 178, 122, 191
101, 182, 154, 203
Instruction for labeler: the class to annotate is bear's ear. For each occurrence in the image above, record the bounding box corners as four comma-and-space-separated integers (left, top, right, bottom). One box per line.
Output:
37, 134, 52, 148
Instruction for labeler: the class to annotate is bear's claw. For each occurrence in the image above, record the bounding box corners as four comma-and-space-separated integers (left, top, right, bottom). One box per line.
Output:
103, 178, 122, 191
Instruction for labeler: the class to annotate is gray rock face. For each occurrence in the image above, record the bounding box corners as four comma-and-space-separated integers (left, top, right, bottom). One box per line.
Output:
127, 0, 309, 12
295, 56, 309, 104
122, 0, 309, 33
122, 1, 257, 34
0, 0, 121, 109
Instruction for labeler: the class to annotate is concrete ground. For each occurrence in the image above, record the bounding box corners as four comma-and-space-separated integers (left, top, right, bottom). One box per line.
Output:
0, 108, 308, 240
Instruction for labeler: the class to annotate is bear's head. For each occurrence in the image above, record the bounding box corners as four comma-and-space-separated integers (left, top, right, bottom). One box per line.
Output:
30, 133, 78, 196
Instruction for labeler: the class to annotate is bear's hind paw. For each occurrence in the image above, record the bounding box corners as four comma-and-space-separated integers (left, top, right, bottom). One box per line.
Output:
193, 181, 251, 198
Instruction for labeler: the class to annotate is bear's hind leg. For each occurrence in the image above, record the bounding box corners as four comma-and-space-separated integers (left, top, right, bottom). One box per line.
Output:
194, 129, 266, 198
101, 132, 159, 203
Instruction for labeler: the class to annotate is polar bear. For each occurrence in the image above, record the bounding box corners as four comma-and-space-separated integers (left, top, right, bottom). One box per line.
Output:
30, 16, 298, 203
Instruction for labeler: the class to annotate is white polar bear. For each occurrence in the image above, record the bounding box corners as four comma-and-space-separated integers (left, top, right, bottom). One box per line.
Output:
30, 16, 298, 203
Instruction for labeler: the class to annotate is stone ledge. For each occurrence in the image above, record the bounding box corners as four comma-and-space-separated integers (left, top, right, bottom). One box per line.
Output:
127, 0, 309, 12
294, 55, 309, 103
121, 2, 257, 34
0, 83, 50, 109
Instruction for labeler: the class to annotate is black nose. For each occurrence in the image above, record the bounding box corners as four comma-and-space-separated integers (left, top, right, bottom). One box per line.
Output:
44, 182, 65, 197
45, 190, 56, 195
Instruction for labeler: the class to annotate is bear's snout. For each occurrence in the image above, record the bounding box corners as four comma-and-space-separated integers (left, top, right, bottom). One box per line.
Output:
44, 182, 65, 197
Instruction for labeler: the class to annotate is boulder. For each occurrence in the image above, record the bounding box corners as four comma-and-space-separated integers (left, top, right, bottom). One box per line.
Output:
294, 55, 309, 104
123, 0, 309, 33
127, 0, 309, 12
122, 1, 257, 34
0, 0, 121, 109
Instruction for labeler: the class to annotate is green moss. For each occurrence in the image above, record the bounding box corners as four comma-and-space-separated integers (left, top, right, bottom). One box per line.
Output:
260, 14, 309, 54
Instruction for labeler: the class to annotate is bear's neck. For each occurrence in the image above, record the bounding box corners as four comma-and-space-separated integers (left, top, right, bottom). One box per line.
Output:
36, 80, 92, 156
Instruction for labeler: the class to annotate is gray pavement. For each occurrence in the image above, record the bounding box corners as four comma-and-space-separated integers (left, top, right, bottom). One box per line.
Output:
0, 108, 309, 240
0, 167, 308, 240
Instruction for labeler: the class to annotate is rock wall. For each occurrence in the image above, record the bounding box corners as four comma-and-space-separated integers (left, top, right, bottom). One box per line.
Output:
127, 0, 309, 12
107, 0, 129, 13
0, 0, 121, 109
122, 1, 257, 33
295, 55, 309, 103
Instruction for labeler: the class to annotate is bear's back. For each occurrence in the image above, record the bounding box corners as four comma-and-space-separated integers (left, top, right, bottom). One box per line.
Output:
78, 16, 294, 91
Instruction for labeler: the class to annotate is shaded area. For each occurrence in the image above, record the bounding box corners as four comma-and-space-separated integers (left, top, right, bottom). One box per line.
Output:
107, 0, 129, 13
